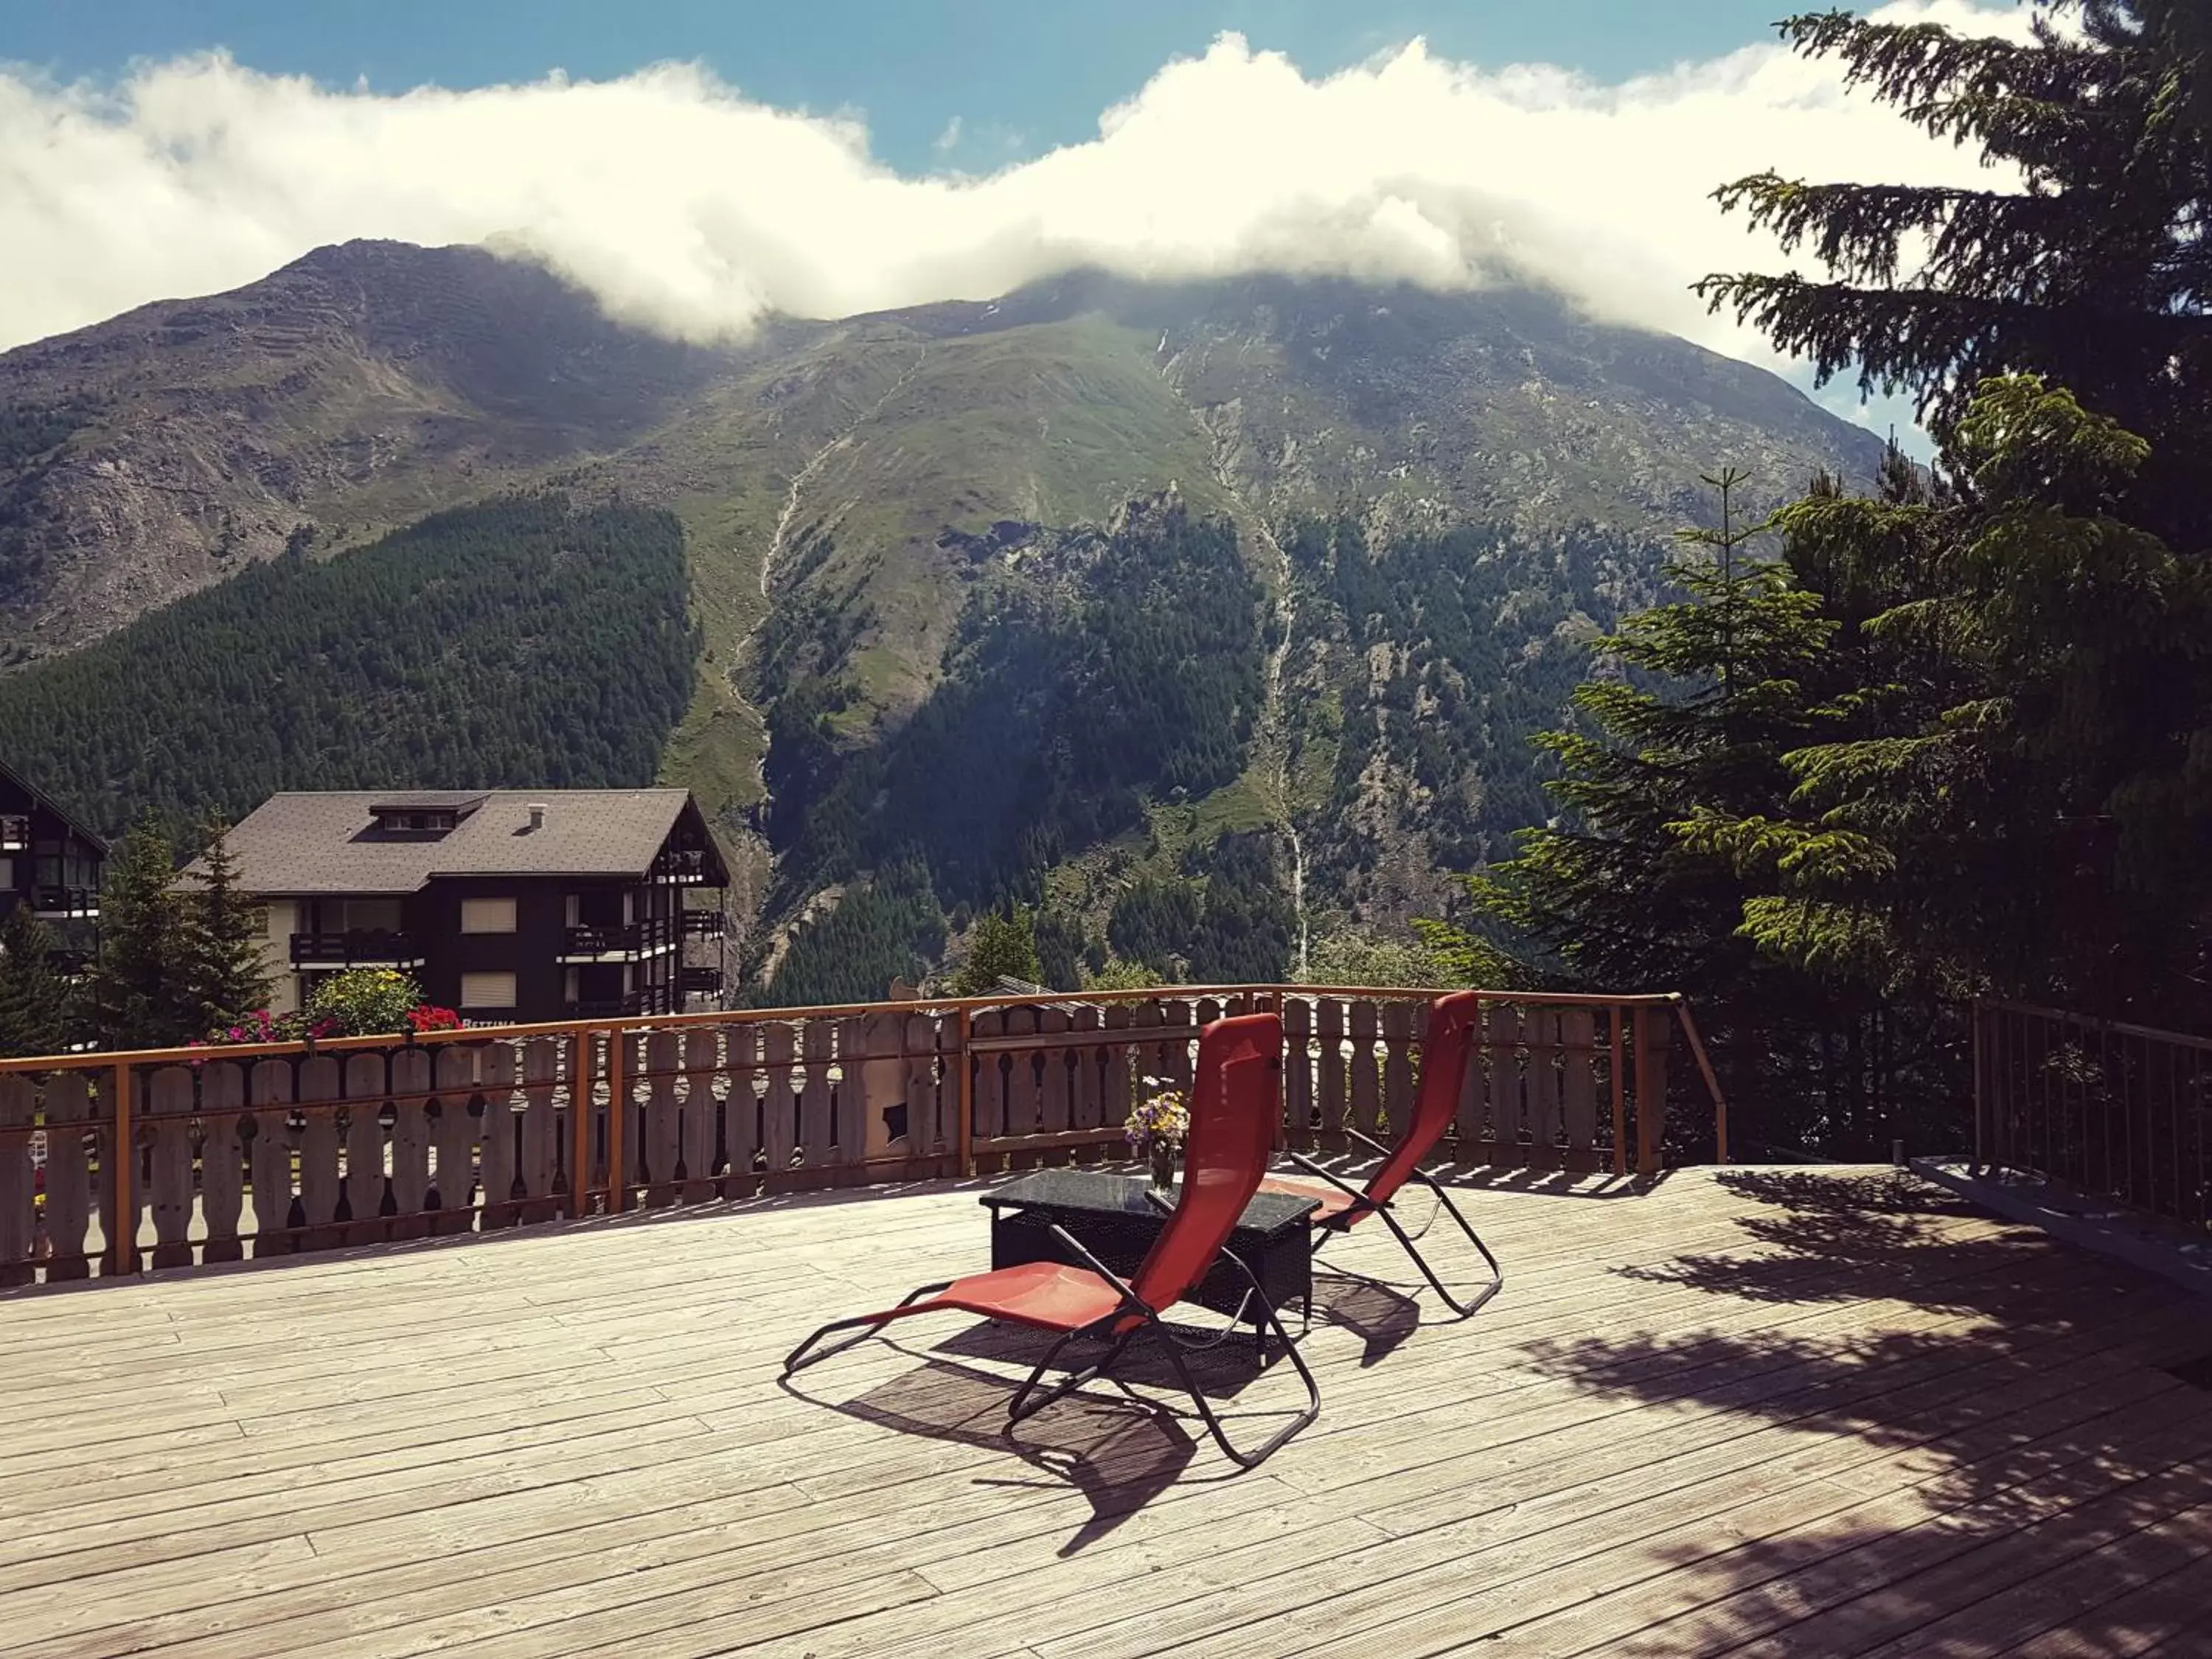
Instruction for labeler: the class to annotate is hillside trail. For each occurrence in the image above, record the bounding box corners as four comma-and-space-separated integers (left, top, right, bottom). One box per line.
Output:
759, 344, 928, 601
1192, 440, 1309, 975
1251, 514, 1311, 977
730, 344, 927, 965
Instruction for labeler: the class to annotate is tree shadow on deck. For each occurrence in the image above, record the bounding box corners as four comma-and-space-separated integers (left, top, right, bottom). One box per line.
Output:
1453, 1168, 2212, 1656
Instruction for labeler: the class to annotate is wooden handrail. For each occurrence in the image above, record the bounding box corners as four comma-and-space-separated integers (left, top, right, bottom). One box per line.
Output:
1, 984, 1726, 1284
1672, 996, 1731, 1165
0, 984, 1691, 1075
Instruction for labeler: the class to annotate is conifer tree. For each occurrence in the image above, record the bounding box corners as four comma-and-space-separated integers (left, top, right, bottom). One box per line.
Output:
954, 905, 1043, 995
1032, 910, 1088, 993
1684, 377, 2211, 1021
1700, 2, 2212, 547
86, 816, 192, 1049
1697, 2, 2212, 1023
177, 820, 271, 1035
1448, 469, 1890, 1150
0, 905, 70, 1059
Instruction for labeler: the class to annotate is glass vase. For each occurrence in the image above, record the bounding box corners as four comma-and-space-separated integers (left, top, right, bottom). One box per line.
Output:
1149, 1139, 1178, 1191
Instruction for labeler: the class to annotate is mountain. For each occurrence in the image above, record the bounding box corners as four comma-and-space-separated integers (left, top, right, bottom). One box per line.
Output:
0, 241, 1886, 996
0, 242, 747, 662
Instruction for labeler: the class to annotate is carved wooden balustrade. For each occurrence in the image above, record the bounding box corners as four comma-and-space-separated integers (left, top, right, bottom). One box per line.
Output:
0, 986, 1722, 1288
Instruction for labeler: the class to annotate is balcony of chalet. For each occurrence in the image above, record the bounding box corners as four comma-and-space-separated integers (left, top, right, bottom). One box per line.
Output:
29, 883, 99, 920
1, 989, 2208, 1658
290, 928, 425, 969
560, 917, 680, 961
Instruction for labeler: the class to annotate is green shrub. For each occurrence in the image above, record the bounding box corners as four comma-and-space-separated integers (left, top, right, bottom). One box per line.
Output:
307, 968, 423, 1036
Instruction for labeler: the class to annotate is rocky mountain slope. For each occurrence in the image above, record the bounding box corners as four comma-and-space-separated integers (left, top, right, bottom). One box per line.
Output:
0, 241, 748, 661
0, 241, 1887, 992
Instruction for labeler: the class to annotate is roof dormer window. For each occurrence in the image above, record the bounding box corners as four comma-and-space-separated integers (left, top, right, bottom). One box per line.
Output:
367, 794, 485, 837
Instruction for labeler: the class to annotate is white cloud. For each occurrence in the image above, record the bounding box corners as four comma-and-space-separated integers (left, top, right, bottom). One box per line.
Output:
932, 114, 962, 154
0, 0, 2031, 411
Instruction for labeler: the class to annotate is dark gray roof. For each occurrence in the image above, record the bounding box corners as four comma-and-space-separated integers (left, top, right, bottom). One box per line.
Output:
204, 790, 707, 895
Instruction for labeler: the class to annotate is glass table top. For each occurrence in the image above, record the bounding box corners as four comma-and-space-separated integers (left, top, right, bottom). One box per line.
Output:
980, 1168, 1318, 1234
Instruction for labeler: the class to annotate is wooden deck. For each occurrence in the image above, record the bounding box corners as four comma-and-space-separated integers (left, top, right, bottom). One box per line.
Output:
4, 1164, 2211, 1658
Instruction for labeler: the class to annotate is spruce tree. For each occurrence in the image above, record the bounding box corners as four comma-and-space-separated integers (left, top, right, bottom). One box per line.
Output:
1700, 2, 2212, 547
86, 816, 192, 1049
0, 905, 70, 1059
178, 820, 271, 1034
1448, 469, 1888, 1151
1694, 4, 2212, 1024
1683, 377, 2211, 1023
954, 905, 1043, 995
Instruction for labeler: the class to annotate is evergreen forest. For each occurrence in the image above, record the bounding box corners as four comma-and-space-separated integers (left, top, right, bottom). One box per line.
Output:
0, 495, 699, 836
755, 502, 1274, 1004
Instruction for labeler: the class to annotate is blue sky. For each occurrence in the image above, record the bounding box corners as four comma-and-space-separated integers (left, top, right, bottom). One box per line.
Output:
4, 0, 1800, 173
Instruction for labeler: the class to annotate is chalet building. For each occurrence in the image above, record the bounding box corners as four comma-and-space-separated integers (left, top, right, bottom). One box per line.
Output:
0, 760, 108, 965
211, 790, 729, 1023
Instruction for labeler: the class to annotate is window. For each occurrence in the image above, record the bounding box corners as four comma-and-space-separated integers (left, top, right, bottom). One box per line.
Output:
459, 972, 516, 1011
335, 897, 403, 933
460, 897, 517, 934
0, 859, 12, 889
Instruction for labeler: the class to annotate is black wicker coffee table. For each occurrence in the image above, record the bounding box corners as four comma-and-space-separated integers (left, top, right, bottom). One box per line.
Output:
980, 1169, 1318, 1344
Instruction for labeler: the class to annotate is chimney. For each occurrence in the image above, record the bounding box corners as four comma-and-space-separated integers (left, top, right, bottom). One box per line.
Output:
527, 802, 548, 831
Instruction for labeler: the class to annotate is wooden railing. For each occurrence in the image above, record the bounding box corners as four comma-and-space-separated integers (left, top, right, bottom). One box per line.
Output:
1975, 999, 2211, 1234
0, 986, 1723, 1290
32, 886, 99, 918
290, 929, 424, 967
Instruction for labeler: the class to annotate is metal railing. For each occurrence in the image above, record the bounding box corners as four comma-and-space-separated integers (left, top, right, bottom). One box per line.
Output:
0, 985, 1724, 1289
1975, 999, 2211, 1234
290, 930, 423, 967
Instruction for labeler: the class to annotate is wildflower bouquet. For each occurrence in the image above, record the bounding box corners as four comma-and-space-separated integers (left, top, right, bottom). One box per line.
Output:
1126, 1076, 1189, 1188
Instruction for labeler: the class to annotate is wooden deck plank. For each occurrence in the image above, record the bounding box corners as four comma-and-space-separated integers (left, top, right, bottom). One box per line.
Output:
1851, 1501, 2212, 1658
0, 1166, 2205, 1659
993, 1379, 2212, 1659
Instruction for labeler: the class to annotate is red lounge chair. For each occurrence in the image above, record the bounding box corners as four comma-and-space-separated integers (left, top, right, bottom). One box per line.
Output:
782, 1012, 1320, 1469
1261, 990, 1503, 1317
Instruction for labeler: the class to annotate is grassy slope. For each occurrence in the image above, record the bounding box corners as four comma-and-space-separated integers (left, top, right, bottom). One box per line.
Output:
753, 313, 1246, 731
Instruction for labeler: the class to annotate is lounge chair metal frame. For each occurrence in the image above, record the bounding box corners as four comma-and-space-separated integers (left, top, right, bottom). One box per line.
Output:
1270, 991, 1504, 1318
782, 1012, 1320, 1470
1284, 1127, 1503, 1317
